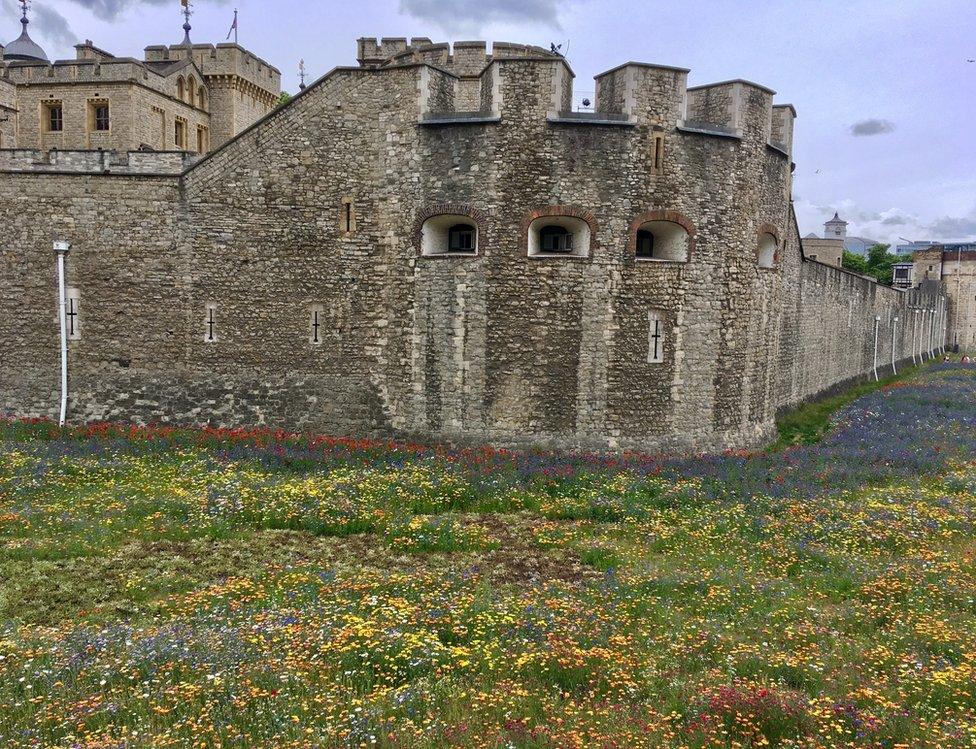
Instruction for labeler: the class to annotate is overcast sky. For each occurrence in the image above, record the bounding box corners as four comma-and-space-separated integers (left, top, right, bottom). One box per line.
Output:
4, 0, 974, 245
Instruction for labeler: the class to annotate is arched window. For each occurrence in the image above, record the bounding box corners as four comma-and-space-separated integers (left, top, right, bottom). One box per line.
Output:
176, 76, 185, 101
633, 220, 689, 262
526, 211, 593, 258
758, 232, 778, 268
198, 86, 207, 111
187, 76, 196, 106
420, 214, 479, 256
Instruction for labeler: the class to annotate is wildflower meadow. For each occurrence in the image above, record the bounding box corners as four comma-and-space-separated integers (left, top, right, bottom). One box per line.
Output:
1, 364, 975, 748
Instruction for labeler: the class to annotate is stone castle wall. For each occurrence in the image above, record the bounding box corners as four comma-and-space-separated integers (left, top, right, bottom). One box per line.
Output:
0, 148, 198, 174
913, 248, 976, 353
943, 255, 976, 352
0, 43, 948, 453
0, 77, 14, 147
10, 78, 210, 152
2, 40, 278, 153
775, 255, 943, 410
146, 43, 280, 148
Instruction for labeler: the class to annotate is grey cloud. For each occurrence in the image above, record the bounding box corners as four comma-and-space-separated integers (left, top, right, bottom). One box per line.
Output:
63, 0, 227, 21
1, 0, 74, 46
32, 4, 76, 46
926, 214, 976, 240
881, 215, 910, 226
399, 0, 561, 31
67, 0, 176, 21
850, 118, 896, 136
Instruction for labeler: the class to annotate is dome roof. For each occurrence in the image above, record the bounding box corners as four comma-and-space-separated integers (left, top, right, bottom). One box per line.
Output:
4, 14, 49, 62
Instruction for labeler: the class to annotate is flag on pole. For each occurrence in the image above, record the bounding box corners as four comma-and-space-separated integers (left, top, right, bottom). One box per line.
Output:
226, 9, 238, 42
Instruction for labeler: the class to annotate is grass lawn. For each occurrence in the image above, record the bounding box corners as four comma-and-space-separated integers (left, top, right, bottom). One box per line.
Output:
1, 365, 975, 748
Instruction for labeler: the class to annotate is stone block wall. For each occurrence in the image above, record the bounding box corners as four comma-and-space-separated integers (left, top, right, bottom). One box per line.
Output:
0, 44, 948, 454
920, 249, 976, 352
944, 256, 976, 352
0, 77, 14, 147
801, 238, 844, 267
0, 173, 183, 421
775, 259, 940, 410
0, 148, 197, 174
10, 79, 210, 152
685, 82, 737, 129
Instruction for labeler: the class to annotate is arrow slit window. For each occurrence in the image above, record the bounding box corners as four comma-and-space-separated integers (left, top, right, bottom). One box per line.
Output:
204, 303, 217, 344
66, 288, 81, 341
309, 304, 325, 345
647, 309, 666, 364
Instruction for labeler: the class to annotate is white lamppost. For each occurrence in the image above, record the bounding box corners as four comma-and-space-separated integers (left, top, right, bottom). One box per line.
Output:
872, 315, 881, 382
891, 315, 899, 375
918, 309, 928, 361
910, 308, 918, 366
54, 240, 71, 427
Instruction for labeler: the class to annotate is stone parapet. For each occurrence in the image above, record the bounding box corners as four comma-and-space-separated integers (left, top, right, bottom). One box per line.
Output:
0, 147, 199, 174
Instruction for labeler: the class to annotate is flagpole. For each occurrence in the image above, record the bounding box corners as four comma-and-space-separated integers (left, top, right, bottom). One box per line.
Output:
234, 9, 238, 44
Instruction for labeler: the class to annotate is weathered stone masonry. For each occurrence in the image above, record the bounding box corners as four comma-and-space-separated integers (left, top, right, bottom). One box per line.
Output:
0, 39, 948, 453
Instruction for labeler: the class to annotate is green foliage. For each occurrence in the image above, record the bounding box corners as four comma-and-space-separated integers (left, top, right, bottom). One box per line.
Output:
579, 545, 624, 571
276, 91, 292, 107
841, 250, 868, 274
773, 360, 931, 448
844, 243, 900, 285
866, 243, 898, 284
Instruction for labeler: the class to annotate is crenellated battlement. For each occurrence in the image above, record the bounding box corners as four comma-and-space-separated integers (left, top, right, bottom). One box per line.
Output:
3, 55, 158, 85
389, 39, 795, 155
143, 43, 281, 95
0, 147, 198, 174
357, 38, 561, 74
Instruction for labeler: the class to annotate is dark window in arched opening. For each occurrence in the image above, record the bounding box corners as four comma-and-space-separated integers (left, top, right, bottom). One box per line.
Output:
448, 224, 476, 253
636, 229, 655, 258
540, 225, 573, 253
633, 220, 689, 262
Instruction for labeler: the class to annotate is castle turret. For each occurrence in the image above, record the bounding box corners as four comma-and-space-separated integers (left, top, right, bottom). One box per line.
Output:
2, 1, 48, 62
825, 212, 848, 240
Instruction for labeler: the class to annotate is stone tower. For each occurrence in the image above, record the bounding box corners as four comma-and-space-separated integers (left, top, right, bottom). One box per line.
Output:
825, 212, 848, 240
2, 1, 48, 62
142, 43, 281, 148
0, 5, 280, 154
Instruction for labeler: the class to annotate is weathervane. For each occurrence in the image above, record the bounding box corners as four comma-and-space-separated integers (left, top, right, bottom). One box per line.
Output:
179, 0, 193, 46
299, 59, 307, 91
18, 0, 29, 25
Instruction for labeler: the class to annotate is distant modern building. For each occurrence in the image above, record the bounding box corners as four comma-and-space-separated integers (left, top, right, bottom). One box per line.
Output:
896, 240, 976, 257
896, 239, 937, 256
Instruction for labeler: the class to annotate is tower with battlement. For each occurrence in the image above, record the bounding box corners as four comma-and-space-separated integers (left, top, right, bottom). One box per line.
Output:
0, 6, 280, 154
0, 37, 948, 452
